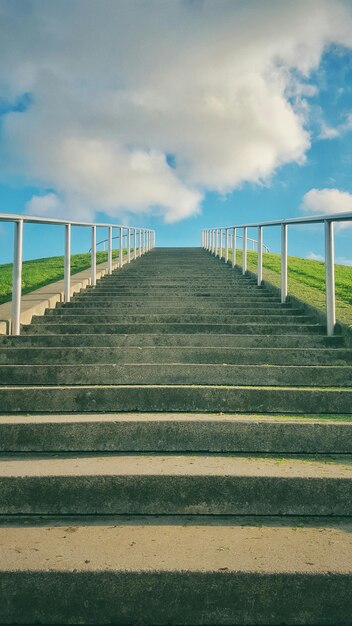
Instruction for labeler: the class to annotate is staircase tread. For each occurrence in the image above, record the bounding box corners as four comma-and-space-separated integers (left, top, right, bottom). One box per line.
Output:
0, 521, 351, 574
1, 453, 351, 477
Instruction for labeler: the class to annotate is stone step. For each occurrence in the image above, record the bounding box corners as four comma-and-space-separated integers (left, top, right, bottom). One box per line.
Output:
0, 518, 351, 625
22, 322, 325, 335
31, 314, 313, 325
0, 453, 351, 515
65, 303, 285, 312
1, 384, 351, 413
1, 413, 351, 453
1, 332, 342, 348
0, 363, 350, 386
48, 307, 304, 317
73, 295, 281, 304
1, 346, 350, 366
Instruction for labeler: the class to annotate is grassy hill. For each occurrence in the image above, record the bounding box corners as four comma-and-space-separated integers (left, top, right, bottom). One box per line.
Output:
0, 248, 351, 327
230, 249, 352, 327
0, 250, 119, 305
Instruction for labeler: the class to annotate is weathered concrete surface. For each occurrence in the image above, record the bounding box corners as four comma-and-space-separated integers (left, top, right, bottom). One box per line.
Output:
0, 453, 351, 515
1, 345, 351, 365
0, 521, 351, 624
0, 332, 344, 348
1, 362, 352, 386
1, 384, 351, 414
1, 413, 352, 453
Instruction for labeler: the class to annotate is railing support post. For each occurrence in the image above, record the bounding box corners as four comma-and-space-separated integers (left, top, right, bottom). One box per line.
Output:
219, 229, 222, 260
215, 229, 219, 257
64, 223, 71, 301
225, 229, 229, 263
133, 228, 137, 260
232, 227, 236, 269
119, 226, 123, 268
325, 220, 336, 336
127, 228, 131, 263
108, 226, 113, 274
11, 219, 23, 336
281, 224, 288, 303
242, 226, 247, 274
257, 226, 263, 286
91, 225, 97, 286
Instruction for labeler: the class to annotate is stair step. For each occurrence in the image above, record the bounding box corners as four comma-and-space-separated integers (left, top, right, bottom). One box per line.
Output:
0, 518, 350, 625
36, 313, 310, 324
23, 322, 325, 335
1, 453, 351, 515
0, 363, 351, 386
1, 332, 342, 348
1, 384, 351, 413
1, 413, 351, 453
1, 346, 351, 365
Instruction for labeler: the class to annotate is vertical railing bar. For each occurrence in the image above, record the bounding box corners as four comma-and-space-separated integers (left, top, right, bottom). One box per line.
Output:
281, 224, 288, 303
232, 227, 236, 269
64, 223, 71, 302
133, 228, 137, 260
127, 228, 131, 263
225, 228, 229, 263
91, 225, 97, 286
11, 219, 23, 336
242, 226, 247, 274
108, 226, 113, 274
219, 229, 222, 260
119, 226, 123, 268
257, 226, 263, 286
325, 220, 336, 336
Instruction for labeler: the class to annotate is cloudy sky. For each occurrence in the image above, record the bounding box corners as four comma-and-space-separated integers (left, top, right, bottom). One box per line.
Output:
1, 0, 352, 262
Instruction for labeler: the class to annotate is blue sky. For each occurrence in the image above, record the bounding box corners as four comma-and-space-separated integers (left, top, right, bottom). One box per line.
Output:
1, 1, 352, 264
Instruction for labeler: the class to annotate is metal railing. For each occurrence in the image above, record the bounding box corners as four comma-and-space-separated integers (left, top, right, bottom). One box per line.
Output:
0, 213, 155, 335
201, 212, 352, 337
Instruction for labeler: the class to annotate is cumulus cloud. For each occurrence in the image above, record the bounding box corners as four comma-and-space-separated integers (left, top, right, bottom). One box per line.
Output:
302, 188, 352, 215
1, 0, 352, 222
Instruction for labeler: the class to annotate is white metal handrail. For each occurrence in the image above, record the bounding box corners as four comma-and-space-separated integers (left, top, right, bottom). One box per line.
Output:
201, 210, 352, 337
0, 213, 156, 335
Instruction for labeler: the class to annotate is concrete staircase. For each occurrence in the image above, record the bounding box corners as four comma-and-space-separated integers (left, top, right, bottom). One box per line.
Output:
0, 247, 351, 624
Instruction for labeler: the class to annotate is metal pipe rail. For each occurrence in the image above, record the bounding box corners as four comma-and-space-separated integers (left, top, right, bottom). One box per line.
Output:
0, 213, 155, 336
201, 210, 352, 337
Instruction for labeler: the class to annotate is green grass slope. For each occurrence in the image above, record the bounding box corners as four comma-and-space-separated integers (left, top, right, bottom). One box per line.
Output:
228, 249, 352, 327
0, 250, 120, 305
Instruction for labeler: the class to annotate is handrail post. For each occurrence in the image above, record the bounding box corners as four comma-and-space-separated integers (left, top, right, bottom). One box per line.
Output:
143, 229, 146, 255
11, 219, 23, 336
133, 228, 137, 260
242, 226, 247, 274
225, 229, 229, 263
257, 226, 263, 286
64, 223, 71, 301
91, 225, 97, 286
232, 227, 236, 268
219, 229, 222, 260
127, 227, 131, 263
281, 224, 288, 303
325, 220, 336, 336
108, 226, 113, 274
119, 226, 123, 268
215, 229, 219, 257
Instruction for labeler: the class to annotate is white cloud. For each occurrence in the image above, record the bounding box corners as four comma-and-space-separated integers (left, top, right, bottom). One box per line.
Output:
1, 0, 352, 222
318, 112, 352, 140
302, 188, 352, 216
307, 251, 324, 262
